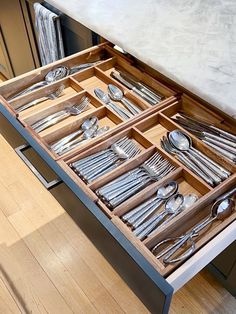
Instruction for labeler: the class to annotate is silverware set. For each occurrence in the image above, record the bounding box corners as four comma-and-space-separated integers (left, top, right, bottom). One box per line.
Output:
96, 152, 176, 209
50, 116, 109, 155
16, 85, 65, 113
8, 61, 102, 101
110, 70, 163, 105
161, 130, 231, 187
121, 181, 198, 240
31, 96, 90, 133
173, 113, 236, 163
71, 137, 141, 183
94, 84, 142, 120
152, 186, 236, 264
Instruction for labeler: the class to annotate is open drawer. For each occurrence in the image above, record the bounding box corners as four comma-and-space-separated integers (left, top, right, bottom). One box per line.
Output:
0, 41, 235, 313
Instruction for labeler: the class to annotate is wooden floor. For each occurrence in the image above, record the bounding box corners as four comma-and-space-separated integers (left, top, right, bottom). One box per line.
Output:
0, 114, 235, 314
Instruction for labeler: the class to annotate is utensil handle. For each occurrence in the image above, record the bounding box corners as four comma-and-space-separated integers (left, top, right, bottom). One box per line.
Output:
121, 98, 142, 115
51, 129, 83, 151
176, 153, 215, 186
190, 148, 229, 180
32, 110, 66, 129
103, 175, 146, 201
34, 112, 69, 133
107, 102, 131, 120
122, 196, 158, 221
8, 81, 47, 101
202, 140, 236, 162
217, 186, 236, 201
191, 147, 231, 177
108, 179, 150, 208
16, 96, 49, 112
135, 212, 167, 240
71, 150, 109, 168
210, 125, 236, 142
138, 83, 162, 102
131, 200, 163, 228
204, 132, 236, 148
132, 87, 157, 105
74, 151, 114, 172
205, 137, 236, 154
81, 156, 118, 179
186, 151, 222, 185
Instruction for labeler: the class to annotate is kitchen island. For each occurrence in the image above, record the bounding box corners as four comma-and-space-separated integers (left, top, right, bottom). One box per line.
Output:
46, 0, 236, 117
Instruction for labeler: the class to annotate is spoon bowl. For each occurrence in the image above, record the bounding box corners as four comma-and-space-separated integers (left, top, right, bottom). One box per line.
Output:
156, 181, 178, 200
212, 198, 235, 220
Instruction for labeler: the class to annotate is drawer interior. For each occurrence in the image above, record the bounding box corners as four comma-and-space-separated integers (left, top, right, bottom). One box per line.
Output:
0, 42, 235, 294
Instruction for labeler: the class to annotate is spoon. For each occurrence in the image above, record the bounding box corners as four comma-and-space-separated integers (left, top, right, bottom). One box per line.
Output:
8, 66, 70, 101
133, 193, 184, 240
94, 88, 133, 120
51, 116, 98, 152
148, 193, 199, 237
122, 181, 178, 228
57, 124, 99, 155
153, 196, 235, 264
108, 84, 142, 115
169, 130, 222, 185
57, 125, 110, 156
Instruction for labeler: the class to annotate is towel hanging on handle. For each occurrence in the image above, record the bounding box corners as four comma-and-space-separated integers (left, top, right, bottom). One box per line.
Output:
34, 3, 65, 65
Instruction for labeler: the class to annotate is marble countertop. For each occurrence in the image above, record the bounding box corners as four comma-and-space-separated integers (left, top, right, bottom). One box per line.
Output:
46, 0, 236, 118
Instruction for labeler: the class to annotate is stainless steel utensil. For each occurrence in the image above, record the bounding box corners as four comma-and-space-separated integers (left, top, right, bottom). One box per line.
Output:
96, 152, 175, 208
110, 71, 158, 106
152, 192, 235, 264
94, 88, 133, 120
16, 85, 65, 113
51, 116, 98, 152
169, 130, 225, 185
108, 84, 142, 115
122, 181, 178, 228
72, 137, 141, 183
133, 194, 184, 240
32, 96, 90, 133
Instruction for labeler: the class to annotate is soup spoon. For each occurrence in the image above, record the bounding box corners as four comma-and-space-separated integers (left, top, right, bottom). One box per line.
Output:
169, 130, 224, 185
123, 181, 178, 228
133, 193, 184, 240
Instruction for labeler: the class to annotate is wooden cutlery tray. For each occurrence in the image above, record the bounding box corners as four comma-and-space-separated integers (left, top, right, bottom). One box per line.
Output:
0, 41, 235, 311
0, 43, 175, 160
59, 103, 236, 277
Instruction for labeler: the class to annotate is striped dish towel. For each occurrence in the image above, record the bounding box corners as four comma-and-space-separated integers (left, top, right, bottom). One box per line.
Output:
34, 3, 65, 65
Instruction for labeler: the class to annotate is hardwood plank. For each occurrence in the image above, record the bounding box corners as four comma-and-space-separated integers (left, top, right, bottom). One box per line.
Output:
0, 212, 72, 313
0, 277, 21, 314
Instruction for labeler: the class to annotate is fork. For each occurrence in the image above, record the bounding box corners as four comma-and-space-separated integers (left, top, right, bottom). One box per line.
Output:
16, 85, 65, 113
96, 152, 175, 208
72, 137, 141, 183
31, 96, 90, 133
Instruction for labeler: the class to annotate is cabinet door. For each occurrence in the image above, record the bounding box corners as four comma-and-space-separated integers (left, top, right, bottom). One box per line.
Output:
0, 0, 37, 76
